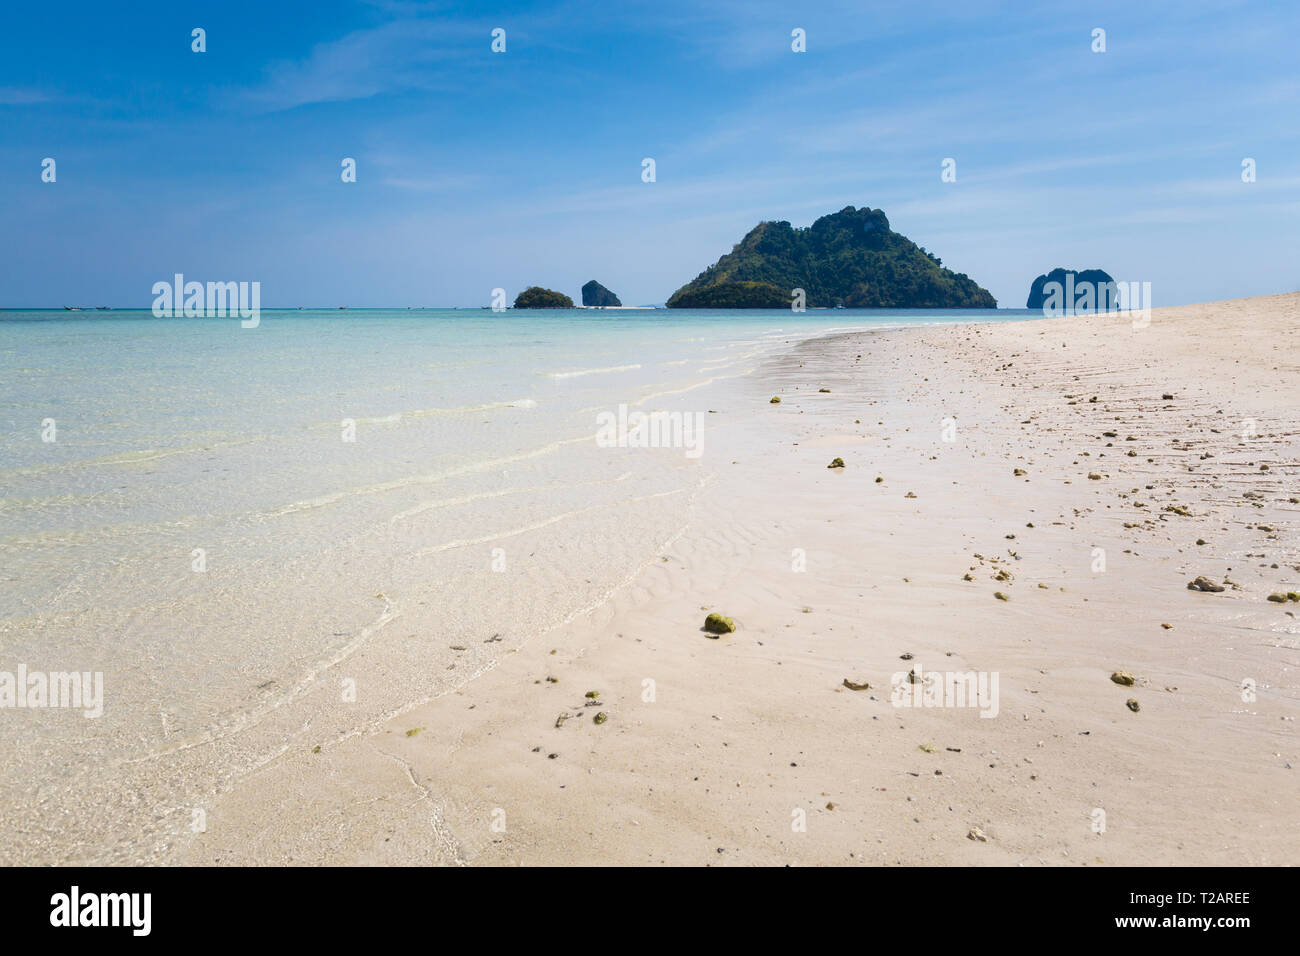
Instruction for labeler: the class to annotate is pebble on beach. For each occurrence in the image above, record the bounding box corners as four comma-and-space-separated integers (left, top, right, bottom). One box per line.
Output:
703, 612, 736, 634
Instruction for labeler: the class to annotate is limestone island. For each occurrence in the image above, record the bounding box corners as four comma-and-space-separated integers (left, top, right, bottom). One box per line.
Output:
666, 205, 996, 309
1026, 268, 1118, 310
581, 280, 622, 307
513, 287, 574, 309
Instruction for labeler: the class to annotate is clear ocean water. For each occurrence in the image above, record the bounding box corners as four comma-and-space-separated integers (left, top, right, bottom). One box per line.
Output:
0, 306, 1021, 862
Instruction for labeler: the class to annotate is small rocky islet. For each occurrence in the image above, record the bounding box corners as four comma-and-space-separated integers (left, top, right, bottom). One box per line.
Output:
512, 286, 573, 309
581, 279, 621, 307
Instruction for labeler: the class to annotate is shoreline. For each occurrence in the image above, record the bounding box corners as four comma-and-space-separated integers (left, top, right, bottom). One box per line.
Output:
172, 292, 1298, 866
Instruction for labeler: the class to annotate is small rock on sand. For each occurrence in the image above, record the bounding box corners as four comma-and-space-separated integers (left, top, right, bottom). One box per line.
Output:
703, 612, 736, 634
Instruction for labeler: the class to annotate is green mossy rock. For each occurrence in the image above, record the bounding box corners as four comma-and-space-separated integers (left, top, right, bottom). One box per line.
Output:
703, 612, 736, 634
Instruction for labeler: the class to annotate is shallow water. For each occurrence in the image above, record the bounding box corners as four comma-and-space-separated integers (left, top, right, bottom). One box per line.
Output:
0, 306, 1023, 862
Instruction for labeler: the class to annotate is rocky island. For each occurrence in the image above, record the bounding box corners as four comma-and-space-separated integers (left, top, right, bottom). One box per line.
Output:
513, 286, 574, 309
581, 280, 622, 307
1026, 268, 1117, 310
666, 206, 996, 308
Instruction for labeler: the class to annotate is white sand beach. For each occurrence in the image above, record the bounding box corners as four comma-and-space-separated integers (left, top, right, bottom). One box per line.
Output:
171, 293, 1299, 866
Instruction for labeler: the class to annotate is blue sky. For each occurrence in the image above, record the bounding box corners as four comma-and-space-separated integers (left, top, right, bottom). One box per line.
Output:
2, 0, 1297, 307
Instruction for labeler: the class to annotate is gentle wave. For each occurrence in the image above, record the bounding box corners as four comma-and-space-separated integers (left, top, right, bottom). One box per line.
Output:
387, 471, 632, 523
407, 397, 538, 414
546, 364, 642, 379
0, 436, 262, 478
262, 434, 595, 518
0, 400, 543, 481
631, 368, 761, 406
411, 487, 685, 558
337, 397, 539, 427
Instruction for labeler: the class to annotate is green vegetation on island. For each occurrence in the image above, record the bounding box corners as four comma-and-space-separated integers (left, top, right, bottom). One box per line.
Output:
514, 286, 574, 309
666, 206, 996, 309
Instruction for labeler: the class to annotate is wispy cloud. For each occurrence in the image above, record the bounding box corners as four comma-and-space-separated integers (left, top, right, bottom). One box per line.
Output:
237, 19, 481, 111
0, 86, 53, 105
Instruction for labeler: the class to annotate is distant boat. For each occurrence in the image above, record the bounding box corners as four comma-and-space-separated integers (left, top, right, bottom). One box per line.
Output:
63, 306, 82, 311
95, 306, 110, 310
338, 306, 348, 310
